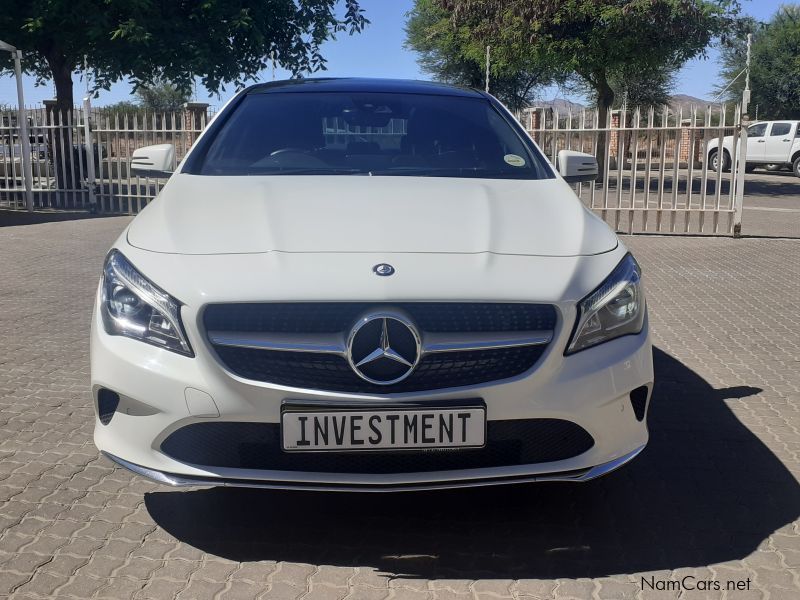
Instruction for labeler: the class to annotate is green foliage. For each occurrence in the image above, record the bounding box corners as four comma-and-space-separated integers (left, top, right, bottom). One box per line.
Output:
135, 80, 191, 113
100, 101, 143, 115
0, 0, 367, 111
716, 7, 800, 119
405, 0, 562, 110
438, 0, 742, 111
102, 100, 144, 114
608, 64, 678, 109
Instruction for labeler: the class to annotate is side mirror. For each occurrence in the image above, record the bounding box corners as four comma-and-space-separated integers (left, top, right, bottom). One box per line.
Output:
557, 150, 598, 184
131, 144, 175, 177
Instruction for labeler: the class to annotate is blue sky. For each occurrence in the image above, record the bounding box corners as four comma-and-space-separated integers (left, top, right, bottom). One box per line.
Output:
0, 0, 789, 109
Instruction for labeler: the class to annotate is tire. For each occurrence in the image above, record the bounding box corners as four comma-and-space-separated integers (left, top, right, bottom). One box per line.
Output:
793, 156, 800, 178
709, 150, 720, 172
709, 150, 730, 173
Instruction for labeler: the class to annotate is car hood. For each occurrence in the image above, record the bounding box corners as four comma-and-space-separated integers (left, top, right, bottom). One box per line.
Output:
127, 174, 617, 257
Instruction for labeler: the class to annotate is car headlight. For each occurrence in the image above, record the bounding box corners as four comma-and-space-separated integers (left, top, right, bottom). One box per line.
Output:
566, 254, 645, 354
100, 250, 193, 356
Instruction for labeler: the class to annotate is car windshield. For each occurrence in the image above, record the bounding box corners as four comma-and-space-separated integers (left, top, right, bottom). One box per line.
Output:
192, 91, 553, 179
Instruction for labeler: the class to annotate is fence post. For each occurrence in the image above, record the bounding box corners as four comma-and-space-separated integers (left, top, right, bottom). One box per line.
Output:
14, 50, 34, 212
82, 97, 96, 210
733, 115, 748, 237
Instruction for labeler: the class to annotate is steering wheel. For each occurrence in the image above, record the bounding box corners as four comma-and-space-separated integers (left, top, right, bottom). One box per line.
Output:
270, 147, 309, 157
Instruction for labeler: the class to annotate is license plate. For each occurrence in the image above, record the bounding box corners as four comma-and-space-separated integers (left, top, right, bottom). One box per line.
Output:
281, 406, 486, 451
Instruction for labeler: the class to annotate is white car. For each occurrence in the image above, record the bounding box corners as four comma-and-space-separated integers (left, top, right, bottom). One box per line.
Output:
91, 78, 653, 491
707, 120, 800, 176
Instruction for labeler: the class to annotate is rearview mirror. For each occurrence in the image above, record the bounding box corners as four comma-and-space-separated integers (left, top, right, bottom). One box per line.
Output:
557, 150, 598, 184
131, 144, 175, 177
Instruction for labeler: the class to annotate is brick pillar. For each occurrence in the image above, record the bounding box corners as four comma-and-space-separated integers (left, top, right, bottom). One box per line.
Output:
183, 102, 209, 147
695, 131, 704, 166
529, 109, 541, 131
607, 111, 621, 169
526, 108, 542, 145
679, 119, 692, 165
609, 111, 620, 156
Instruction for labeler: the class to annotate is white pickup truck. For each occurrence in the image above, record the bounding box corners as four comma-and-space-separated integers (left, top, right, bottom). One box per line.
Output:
707, 120, 800, 177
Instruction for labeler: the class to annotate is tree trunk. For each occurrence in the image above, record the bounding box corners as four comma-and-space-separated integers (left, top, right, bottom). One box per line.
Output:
594, 74, 615, 183
45, 55, 78, 203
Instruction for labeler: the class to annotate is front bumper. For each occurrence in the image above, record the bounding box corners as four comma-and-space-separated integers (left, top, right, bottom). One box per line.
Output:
102, 444, 646, 492
91, 292, 654, 491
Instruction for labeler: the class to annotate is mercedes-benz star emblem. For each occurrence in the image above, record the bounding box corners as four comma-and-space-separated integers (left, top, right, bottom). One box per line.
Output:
347, 313, 420, 385
372, 263, 395, 276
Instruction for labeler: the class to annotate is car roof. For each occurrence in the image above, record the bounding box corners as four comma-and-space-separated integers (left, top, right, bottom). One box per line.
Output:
246, 77, 486, 99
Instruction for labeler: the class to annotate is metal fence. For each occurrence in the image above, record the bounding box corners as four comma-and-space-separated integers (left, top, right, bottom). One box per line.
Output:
2, 100, 746, 235
518, 104, 746, 235
0, 101, 209, 214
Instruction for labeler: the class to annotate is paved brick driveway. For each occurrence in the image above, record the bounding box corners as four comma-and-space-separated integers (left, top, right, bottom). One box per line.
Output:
0, 215, 798, 599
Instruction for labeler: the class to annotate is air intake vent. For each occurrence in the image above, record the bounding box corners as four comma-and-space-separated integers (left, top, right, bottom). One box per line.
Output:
161, 419, 594, 473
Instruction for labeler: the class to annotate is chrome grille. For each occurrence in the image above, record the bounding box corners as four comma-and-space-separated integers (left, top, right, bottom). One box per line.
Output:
204, 303, 557, 393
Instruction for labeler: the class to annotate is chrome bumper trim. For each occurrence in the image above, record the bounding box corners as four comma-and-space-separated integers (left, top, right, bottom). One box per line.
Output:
102, 445, 645, 492
207, 329, 553, 356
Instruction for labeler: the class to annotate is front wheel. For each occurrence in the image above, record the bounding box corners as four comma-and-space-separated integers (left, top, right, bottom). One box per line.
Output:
793, 156, 800, 178
709, 150, 730, 172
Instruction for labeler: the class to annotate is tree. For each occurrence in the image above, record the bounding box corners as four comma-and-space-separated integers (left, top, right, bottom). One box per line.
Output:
0, 0, 368, 116
609, 63, 678, 109
101, 101, 143, 115
437, 0, 741, 169
405, 0, 562, 111
1, 0, 366, 194
716, 7, 800, 119
135, 80, 192, 113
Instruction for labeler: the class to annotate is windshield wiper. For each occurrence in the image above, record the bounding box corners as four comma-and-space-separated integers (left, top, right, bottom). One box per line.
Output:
367, 167, 528, 178
249, 167, 367, 176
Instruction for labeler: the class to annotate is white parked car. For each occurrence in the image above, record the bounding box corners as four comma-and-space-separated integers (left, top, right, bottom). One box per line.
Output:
91, 78, 653, 491
707, 120, 800, 176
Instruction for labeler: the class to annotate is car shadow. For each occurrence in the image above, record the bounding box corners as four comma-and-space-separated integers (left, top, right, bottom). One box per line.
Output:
144, 348, 798, 579
0, 208, 103, 227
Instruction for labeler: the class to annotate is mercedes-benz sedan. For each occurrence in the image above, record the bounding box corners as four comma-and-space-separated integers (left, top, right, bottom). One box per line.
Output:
91, 78, 653, 491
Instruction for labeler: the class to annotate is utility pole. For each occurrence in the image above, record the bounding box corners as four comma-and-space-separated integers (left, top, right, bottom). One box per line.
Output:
733, 32, 752, 238
0, 40, 34, 212
742, 33, 752, 114
485, 46, 490, 93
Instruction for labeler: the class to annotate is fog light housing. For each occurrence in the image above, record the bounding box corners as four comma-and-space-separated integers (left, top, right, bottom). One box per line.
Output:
97, 388, 120, 426
629, 386, 649, 421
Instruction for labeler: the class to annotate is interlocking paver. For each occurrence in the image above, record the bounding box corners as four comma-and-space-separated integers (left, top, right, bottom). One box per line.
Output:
1, 213, 799, 599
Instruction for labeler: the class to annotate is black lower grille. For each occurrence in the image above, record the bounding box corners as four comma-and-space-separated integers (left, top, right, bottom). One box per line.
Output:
213, 345, 547, 393
160, 419, 594, 473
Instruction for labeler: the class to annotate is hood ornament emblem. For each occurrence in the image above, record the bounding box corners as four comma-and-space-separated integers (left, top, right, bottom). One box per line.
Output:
372, 263, 395, 277
347, 313, 420, 385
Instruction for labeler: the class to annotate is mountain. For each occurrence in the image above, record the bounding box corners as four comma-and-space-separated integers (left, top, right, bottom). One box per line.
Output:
669, 94, 711, 112
527, 94, 711, 113
534, 98, 587, 113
